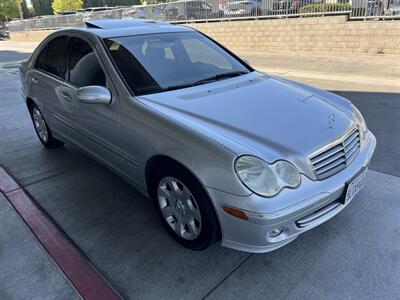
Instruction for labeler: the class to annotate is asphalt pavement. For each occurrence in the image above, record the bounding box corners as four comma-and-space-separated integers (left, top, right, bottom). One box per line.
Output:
1, 48, 399, 300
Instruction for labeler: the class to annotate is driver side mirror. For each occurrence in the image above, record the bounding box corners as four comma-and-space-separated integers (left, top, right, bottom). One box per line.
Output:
77, 86, 111, 105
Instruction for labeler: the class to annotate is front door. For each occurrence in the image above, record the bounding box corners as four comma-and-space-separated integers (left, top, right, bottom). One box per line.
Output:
58, 36, 124, 171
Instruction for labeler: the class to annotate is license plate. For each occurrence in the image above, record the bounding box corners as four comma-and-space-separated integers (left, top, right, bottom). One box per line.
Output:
342, 168, 368, 204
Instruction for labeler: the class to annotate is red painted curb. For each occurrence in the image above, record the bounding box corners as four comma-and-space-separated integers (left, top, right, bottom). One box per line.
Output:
0, 167, 19, 193
0, 167, 122, 300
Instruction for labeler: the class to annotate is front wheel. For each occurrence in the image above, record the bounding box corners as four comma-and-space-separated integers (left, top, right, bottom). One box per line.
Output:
30, 105, 64, 148
151, 164, 220, 250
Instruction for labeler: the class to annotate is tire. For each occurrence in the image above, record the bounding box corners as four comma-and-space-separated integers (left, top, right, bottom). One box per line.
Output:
150, 162, 220, 250
30, 104, 64, 148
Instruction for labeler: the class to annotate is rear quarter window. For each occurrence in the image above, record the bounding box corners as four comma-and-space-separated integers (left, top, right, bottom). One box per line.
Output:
35, 44, 48, 70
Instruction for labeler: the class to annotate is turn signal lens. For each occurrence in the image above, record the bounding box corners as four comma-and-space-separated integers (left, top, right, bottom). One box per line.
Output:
223, 206, 248, 220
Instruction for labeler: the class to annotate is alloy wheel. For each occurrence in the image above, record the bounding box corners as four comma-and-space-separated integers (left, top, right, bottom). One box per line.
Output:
157, 177, 202, 240
32, 107, 48, 143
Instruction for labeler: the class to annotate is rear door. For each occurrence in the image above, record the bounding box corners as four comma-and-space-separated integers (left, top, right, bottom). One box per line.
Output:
28, 35, 69, 134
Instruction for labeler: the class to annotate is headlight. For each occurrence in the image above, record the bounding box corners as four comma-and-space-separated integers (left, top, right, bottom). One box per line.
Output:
234, 156, 301, 197
351, 103, 368, 144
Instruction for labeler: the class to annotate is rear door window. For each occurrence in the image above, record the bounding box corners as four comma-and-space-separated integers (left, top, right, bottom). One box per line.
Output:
35, 36, 68, 79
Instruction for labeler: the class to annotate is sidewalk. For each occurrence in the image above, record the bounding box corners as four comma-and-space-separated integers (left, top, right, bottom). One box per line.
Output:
237, 50, 400, 93
0, 193, 80, 300
1, 40, 400, 93
0, 41, 39, 53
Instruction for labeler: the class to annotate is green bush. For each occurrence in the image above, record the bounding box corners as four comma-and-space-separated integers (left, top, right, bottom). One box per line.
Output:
300, 3, 351, 14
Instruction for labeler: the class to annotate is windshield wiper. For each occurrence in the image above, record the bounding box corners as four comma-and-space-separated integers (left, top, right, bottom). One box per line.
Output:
194, 71, 249, 85
163, 71, 249, 92
163, 82, 202, 92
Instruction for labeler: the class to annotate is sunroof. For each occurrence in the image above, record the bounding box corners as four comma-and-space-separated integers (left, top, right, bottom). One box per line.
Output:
85, 19, 168, 29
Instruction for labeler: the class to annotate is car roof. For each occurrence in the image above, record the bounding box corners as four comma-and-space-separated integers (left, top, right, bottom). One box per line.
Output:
59, 19, 195, 38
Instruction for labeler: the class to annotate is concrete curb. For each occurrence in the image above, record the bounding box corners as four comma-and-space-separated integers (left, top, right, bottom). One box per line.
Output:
0, 166, 123, 300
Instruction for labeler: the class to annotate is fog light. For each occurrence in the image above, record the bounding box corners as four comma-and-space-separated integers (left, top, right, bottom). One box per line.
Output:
269, 228, 283, 238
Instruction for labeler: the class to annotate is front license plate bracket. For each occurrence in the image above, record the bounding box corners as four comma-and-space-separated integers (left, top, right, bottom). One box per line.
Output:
338, 167, 368, 205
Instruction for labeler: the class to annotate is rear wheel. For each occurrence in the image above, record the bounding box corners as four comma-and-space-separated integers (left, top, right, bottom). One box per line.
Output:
30, 105, 64, 148
150, 163, 220, 250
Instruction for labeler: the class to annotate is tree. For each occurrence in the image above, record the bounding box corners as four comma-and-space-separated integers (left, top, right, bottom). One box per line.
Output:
0, 0, 20, 20
84, 0, 102, 8
31, 0, 53, 16
52, 0, 83, 13
21, 0, 35, 18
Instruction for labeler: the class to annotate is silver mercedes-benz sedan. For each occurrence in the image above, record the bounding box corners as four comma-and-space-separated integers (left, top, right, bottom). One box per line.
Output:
20, 19, 376, 253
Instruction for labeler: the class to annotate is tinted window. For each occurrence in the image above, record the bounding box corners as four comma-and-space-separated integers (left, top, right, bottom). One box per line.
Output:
35, 36, 68, 79
181, 37, 231, 70
68, 37, 106, 87
104, 32, 249, 95
35, 44, 48, 70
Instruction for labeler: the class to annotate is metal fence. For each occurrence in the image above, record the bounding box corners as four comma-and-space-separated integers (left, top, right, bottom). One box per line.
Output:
6, 0, 400, 32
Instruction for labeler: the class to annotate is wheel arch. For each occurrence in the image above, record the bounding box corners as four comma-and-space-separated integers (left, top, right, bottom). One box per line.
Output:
145, 155, 203, 197
26, 97, 35, 113
145, 154, 222, 239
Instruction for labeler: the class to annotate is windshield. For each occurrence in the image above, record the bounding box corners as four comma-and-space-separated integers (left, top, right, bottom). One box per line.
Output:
104, 32, 251, 95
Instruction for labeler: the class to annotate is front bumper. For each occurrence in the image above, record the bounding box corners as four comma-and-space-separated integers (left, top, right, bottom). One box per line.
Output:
208, 132, 376, 253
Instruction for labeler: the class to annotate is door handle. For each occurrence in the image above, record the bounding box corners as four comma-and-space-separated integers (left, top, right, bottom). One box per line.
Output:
32, 77, 39, 84
60, 92, 72, 102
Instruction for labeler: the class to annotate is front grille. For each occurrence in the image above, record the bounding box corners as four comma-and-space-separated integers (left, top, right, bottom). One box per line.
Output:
309, 127, 360, 180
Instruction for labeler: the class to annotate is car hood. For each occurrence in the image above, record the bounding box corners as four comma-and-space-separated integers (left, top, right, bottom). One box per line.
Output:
137, 72, 356, 176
